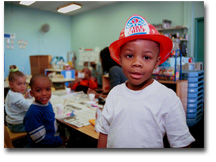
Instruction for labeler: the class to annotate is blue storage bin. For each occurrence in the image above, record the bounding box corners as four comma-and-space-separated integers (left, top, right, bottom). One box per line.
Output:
187, 94, 203, 103
188, 89, 204, 98
188, 80, 204, 88
182, 70, 204, 77
187, 104, 203, 114
188, 85, 204, 93
187, 113, 203, 127
187, 107, 203, 119
186, 75, 204, 83
182, 70, 204, 127
187, 99, 203, 109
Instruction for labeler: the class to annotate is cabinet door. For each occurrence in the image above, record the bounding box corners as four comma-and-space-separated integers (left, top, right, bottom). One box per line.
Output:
30, 56, 40, 75
39, 56, 52, 74
30, 55, 52, 75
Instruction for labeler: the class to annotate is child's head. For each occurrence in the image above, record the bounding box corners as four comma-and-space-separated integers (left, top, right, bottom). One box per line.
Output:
82, 67, 91, 80
29, 74, 52, 105
90, 62, 96, 69
120, 39, 161, 90
109, 15, 173, 90
8, 65, 27, 94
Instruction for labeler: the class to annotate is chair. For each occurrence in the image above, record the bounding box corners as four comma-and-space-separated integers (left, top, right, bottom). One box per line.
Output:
4, 98, 27, 148
4, 125, 27, 148
4, 125, 14, 148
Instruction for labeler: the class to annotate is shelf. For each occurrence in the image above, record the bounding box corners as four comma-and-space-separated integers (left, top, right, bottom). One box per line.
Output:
157, 26, 188, 31
172, 38, 188, 42
158, 80, 188, 113
179, 39, 188, 41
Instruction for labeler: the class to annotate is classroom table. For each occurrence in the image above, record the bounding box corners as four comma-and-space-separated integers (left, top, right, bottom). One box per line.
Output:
4, 76, 75, 99
56, 118, 99, 140
4, 75, 75, 88
50, 90, 100, 140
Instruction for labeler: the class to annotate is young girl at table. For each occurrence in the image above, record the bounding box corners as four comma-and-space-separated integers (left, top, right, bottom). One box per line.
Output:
5, 65, 31, 132
96, 15, 195, 148
68, 67, 98, 93
24, 74, 67, 147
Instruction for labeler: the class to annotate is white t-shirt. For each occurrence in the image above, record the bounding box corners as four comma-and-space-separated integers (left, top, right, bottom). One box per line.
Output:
5, 90, 31, 125
95, 80, 195, 148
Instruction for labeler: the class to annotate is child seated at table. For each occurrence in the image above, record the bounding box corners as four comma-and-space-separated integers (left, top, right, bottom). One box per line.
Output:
24, 74, 67, 147
5, 65, 31, 132
68, 67, 98, 93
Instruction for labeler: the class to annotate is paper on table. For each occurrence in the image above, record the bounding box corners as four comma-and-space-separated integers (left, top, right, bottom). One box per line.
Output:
50, 95, 66, 106
51, 94, 96, 128
63, 102, 96, 127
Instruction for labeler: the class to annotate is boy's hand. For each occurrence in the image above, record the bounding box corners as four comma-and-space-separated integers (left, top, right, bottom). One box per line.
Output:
87, 88, 99, 98
24, 91, 30, 98
87, 88, 96, 95
75, 78, 82, 83
68, 78, 81, 88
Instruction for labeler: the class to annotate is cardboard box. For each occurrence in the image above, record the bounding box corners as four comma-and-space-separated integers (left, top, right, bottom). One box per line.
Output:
195, 62, 203, 70
182, 63, 195, 71
182, 62, 203, 71
30, 55, 52, 75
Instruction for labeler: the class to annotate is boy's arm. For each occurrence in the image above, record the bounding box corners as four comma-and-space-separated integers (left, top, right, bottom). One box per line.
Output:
89, 79, 98, 89
68, 78, 81, 90
166, 99, 195, 148
97, 133, 108, 148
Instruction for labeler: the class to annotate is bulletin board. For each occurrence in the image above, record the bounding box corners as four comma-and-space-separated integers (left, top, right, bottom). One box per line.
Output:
78, 47, 100, 66
4, 33, 29, 50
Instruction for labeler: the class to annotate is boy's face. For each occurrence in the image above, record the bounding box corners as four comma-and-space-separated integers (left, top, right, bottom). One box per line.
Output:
30, 77, 52, 105
9, 76, 27, 94
120, 39, 161, 90
82, 68, 90, 80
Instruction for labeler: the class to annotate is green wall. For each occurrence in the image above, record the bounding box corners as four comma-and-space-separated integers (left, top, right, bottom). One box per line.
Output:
4, 3, 72, 78
4, 1, 204, 77
71, 1, 187, 68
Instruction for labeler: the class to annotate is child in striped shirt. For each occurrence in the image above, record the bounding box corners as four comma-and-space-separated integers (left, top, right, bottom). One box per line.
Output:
24, 74, 67, 147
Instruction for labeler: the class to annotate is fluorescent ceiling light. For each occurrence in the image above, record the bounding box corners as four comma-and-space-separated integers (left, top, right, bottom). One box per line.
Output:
57, 4, 81, 13
19, 1, 36, 6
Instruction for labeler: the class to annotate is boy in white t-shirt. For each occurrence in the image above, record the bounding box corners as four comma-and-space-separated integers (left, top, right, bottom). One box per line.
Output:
95, 15, 195, 148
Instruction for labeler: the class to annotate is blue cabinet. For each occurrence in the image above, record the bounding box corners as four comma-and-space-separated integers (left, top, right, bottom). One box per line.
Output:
45, 69, 75, 87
